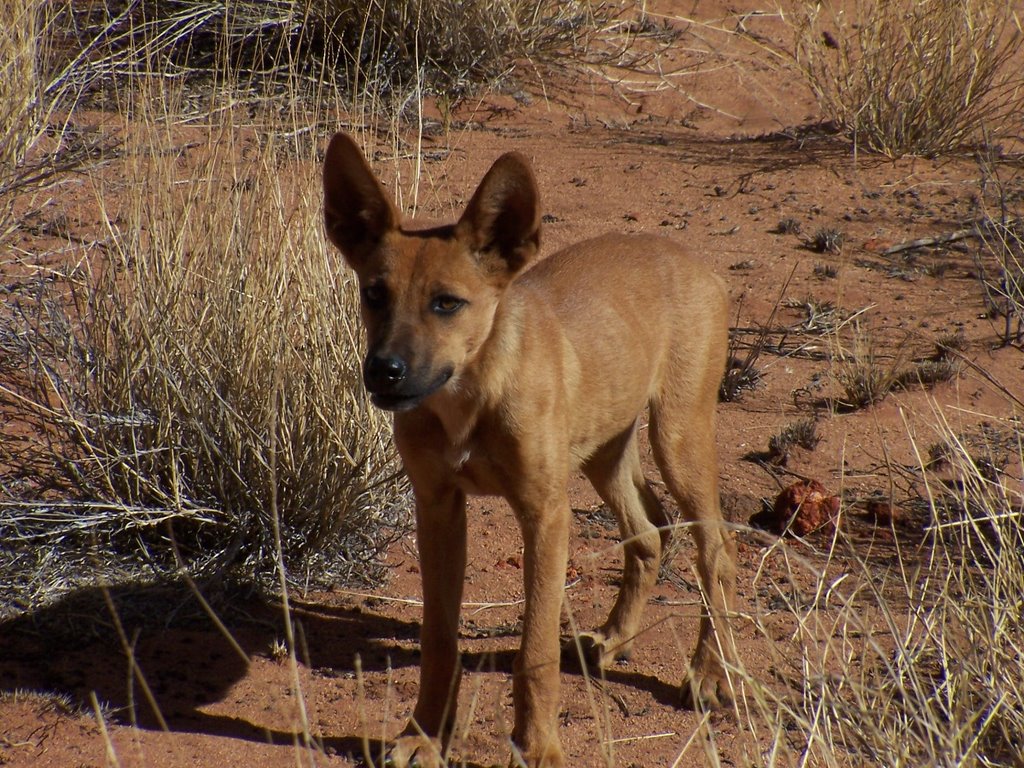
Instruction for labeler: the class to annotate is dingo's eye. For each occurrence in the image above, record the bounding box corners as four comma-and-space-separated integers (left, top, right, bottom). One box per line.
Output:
431, 295, 466, 316
362, 284, 387, 309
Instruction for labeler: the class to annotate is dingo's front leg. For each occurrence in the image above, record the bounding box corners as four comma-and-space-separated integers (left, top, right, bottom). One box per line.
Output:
511, 492, 570, 768
386, 481, 467, 768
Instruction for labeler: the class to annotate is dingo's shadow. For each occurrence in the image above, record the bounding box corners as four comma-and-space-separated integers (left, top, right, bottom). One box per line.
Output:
1, 578, 684, 764
0, 579, 424, 763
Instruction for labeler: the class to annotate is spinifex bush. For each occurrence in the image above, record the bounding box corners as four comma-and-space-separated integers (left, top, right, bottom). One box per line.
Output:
0, 102, 407, 602
790, 0, 1024, 157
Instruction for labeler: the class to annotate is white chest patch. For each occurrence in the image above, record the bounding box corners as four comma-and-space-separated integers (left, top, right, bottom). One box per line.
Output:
450, 447, 471, 472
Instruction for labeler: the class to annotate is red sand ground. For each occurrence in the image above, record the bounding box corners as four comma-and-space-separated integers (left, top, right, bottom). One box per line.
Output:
3, 2, 1022, 766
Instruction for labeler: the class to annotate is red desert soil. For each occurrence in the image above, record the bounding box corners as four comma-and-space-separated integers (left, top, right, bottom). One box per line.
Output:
2, 2, 1022, 766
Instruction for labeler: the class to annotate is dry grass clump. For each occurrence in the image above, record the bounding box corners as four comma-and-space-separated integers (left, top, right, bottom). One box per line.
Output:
739, 413, 1024, 766
720, 341, 764, 402
51, 0, 620, 103
0, 89, 408, 609
1, 0, 118, 243
772, 217, 802, 235
895, 358, 961, 390
0, 0, 39, 166
831, 323, 962, 410
789, 0, 1024, 157
978, 218, 1024, 345
720, 277, 796, 402
0, 0, 638, 620
813, 262, 838, 279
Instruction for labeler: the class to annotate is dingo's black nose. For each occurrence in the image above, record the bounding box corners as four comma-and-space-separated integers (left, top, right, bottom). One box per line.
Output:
364, 354, 407, 392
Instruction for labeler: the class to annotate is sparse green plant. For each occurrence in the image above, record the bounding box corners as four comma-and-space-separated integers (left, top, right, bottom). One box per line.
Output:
813, 262, 838, 279
773, 216, 802, 235
832, 321, 910, 408
767, 417, 821, 463
789, 0, 1024, 157
810, 226, 845, 254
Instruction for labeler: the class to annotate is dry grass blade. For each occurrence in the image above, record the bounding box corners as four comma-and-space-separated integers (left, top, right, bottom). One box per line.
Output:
767, 417, 820, 464
720, 266, 797, 402
788, 0, 1024, 157
1, 1, 123, 244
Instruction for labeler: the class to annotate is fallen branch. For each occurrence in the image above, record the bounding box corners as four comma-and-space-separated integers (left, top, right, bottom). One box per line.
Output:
883, 227, 980, 255
883, 216, 1024, 256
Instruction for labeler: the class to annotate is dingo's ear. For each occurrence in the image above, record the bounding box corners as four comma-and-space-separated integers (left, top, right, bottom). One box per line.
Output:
323, 132, 398, 266
457, 152, 540, 277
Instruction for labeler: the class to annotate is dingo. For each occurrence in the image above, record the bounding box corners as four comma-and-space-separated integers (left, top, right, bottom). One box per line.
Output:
322, 133, 737, 768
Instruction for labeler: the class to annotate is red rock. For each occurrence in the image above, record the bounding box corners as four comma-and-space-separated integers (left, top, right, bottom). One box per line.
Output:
752, 480, 841, 536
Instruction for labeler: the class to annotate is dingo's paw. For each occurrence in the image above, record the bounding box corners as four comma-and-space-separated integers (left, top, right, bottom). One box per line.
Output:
568, 630, 633, 670
680, 663, 733, 711
376, 735, 445, 768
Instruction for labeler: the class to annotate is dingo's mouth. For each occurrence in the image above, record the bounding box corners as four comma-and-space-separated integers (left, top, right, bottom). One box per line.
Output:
368, 369, 453, 412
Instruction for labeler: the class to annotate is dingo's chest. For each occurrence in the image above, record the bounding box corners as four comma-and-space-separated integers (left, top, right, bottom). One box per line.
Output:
444, 440, 507, 497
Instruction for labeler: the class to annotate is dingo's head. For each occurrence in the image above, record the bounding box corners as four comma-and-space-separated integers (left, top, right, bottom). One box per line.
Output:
323, 132, 540, 412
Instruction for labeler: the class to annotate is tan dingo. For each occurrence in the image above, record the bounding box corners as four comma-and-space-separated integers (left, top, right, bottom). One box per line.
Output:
322, 132, 737, 767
